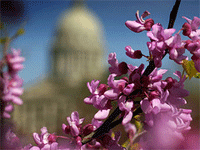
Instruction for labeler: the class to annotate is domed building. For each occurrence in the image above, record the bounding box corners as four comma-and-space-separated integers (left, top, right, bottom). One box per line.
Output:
13, 0, 107, 138
51, 1, 106, 86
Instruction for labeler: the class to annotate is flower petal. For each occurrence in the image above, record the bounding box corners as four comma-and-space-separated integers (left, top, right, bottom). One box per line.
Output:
104, 89, 119, 100
33, 133, 42, 145
122, 111, 133, 125
94, 109, 110, 120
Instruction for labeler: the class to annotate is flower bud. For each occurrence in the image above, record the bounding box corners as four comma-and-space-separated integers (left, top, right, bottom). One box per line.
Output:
97, 134, 112, 148
149, 91, 159, 101
165, 77, 175, 89
47, 134, 57, 144
125, 46, 143, 59
134, 50, 143, 59
64, 125, 71, 134
97, 84, 108, 95
76, 136, 82, 146
184, 40, 192, 49
144, 18, 154, 31
118, 62, 128, 74
182, 22, 191, 36
83, 124, 94, 136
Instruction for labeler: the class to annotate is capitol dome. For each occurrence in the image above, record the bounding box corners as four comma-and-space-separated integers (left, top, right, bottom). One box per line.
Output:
52, 1, 106, 86
58, 2, 104, 52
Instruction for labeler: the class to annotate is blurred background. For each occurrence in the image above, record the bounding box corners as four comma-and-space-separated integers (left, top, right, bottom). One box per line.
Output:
1, 0, 199, 147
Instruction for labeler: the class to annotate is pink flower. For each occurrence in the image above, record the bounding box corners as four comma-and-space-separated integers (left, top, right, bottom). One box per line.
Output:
182, 22, 192, 36
108, 53, 121, 76
104, 74, 127, 100
32, 127, 58, 150
84, 80, 100, 105
84, 80, 111, 120
149, 68, 168, 83
66, 111, 84, 137
1, 48, 24, 118
182, 16, 200, 40
129, 63, 144, 85
123, 83, 134, 95
140, 105, 192, 149
118, 96, 134, 125
166, 33, 188, 64
125, 10, 154, 33
147, 41, 164, 67
94, 107, 111, 120
62, 115, 105, 149
108, 53, 130, 76
125, 46, 143, 59
6, 48, 25, 76
3, 129, 21, 149
81, 119, 103, 149
147, 23, 176, 42
147, 23, 176, 67
166, 71, 189, 106
91, 118, 103, 130
140, 98, 171, 117
185, 40, 200, 72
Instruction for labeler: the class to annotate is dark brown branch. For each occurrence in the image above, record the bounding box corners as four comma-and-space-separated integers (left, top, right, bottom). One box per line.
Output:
168, 0, 181, 29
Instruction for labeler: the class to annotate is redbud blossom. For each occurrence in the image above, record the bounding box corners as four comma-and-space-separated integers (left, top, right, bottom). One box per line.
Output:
182, 16, 200, 40
118, 62, 128, 74
32, 127, 58, 149
125, 46, 142, 59
66, 111, 84, 137
182, 22, 192, 36
166, 33, 188, 64
144, 18, 154, 31
1, 48, 24, 118
125, 10, 154, 33
82, 124, 94, 136
185, 40, 200, 72
147, 23, 176, 67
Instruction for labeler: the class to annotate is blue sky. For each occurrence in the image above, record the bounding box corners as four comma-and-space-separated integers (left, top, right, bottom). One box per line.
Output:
3, 0, 199, 88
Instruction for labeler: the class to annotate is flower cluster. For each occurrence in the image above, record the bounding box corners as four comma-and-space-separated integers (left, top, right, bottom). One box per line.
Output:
61, 111, 124, 149
1, 2, 199, 149
84, 52, 192, 133
139, 71, 192, 148
126, 11, 200, 71
2, 129, 21, 149
19, 111, 124, 150
0, 48, 25, 118
82, 10, 198, 148
182, 16, 200, 72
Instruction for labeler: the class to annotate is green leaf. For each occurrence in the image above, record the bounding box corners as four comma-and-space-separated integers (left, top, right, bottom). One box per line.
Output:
133, 115, 143, 132
111, 132, 115, 139
130, 142, 141, 150
194, 72, 200, 79
17, 28, 25, 35
182, 59, 198, 79
122, 139, 130, 148
0, 37, 9, 44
